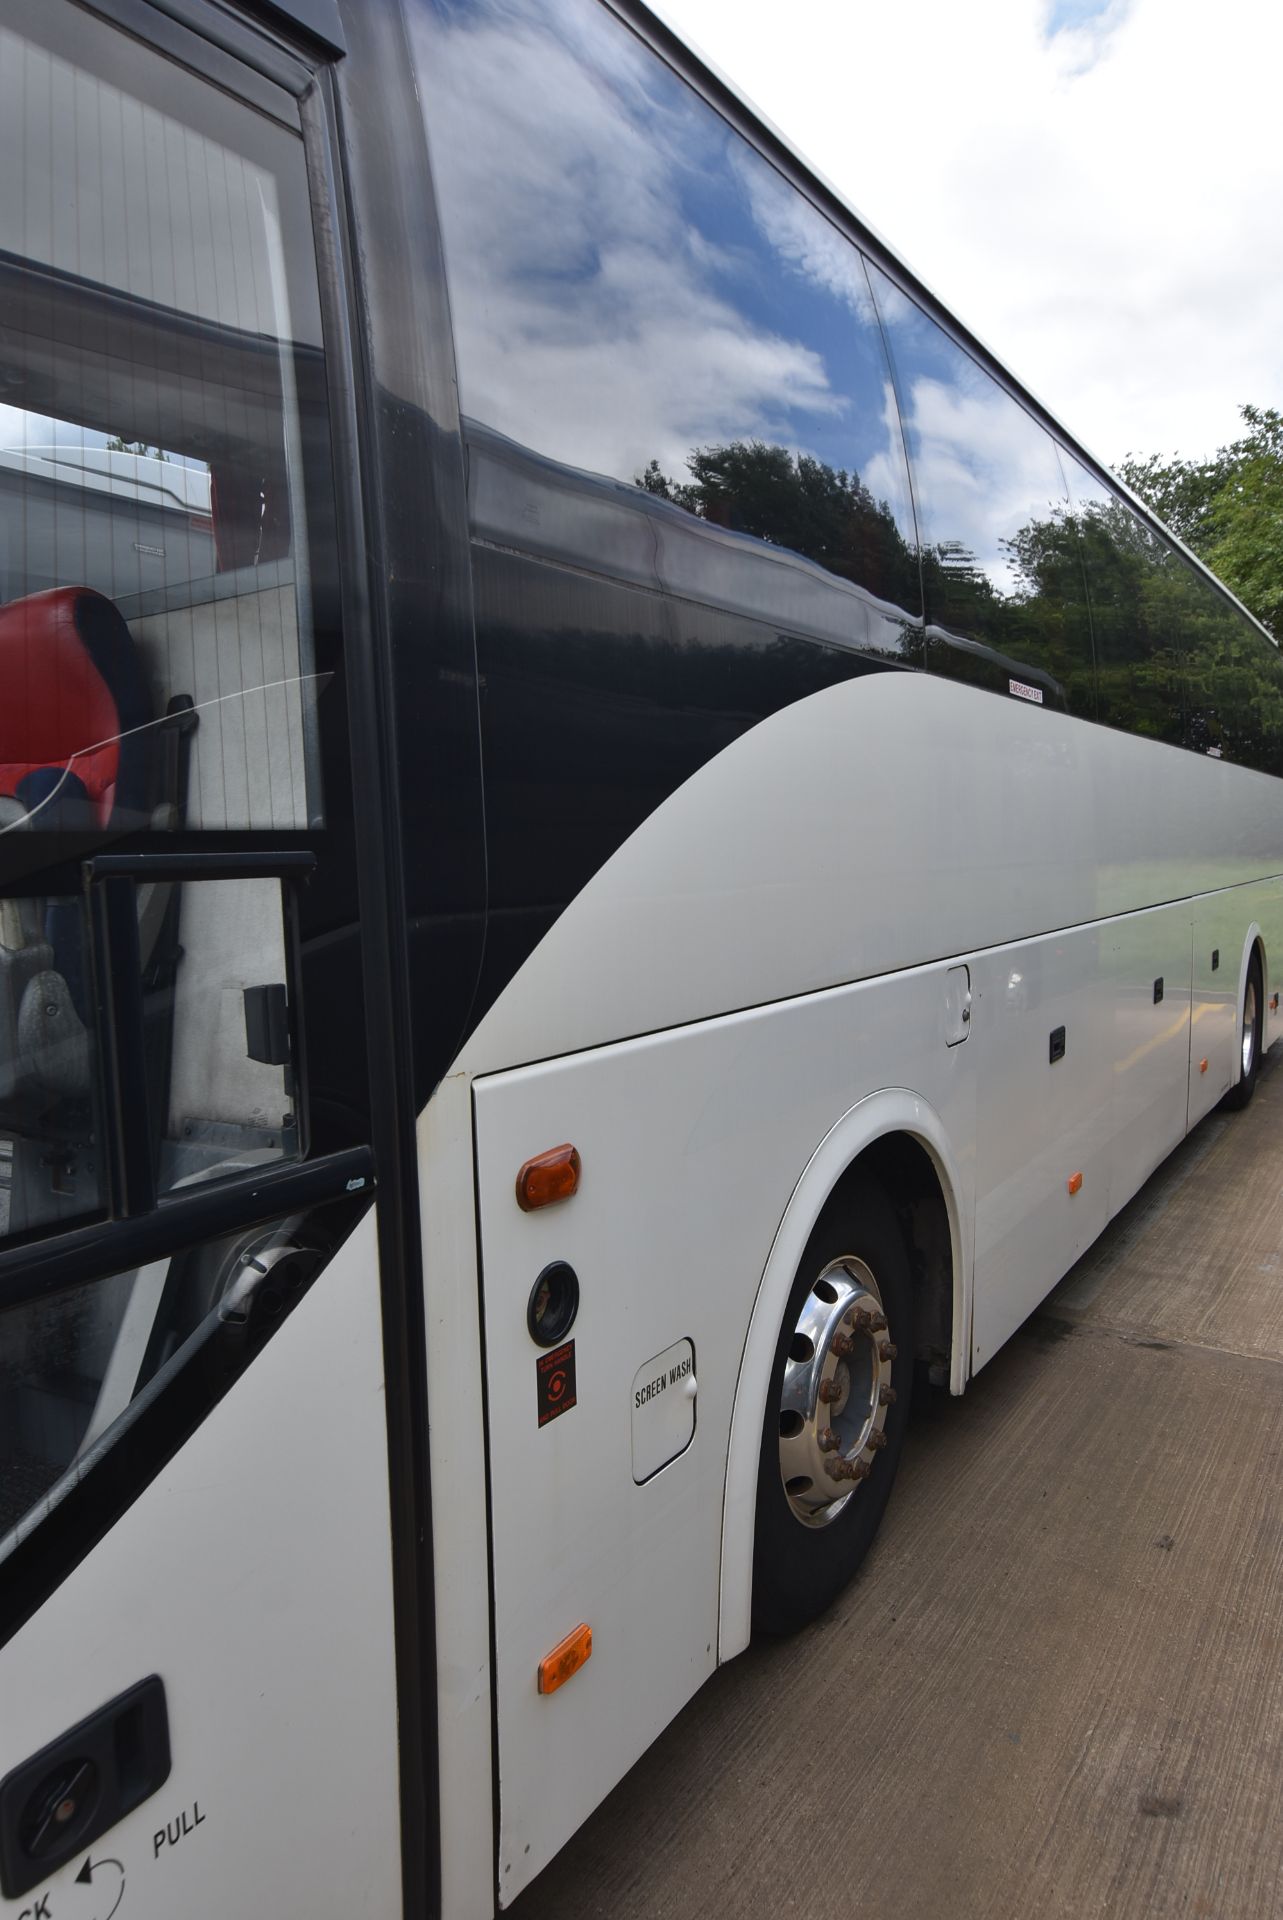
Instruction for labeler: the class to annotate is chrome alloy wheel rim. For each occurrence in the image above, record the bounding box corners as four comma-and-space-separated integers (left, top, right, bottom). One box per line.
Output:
1242, 978, 1258, 1079
778, 1257, 897, 1528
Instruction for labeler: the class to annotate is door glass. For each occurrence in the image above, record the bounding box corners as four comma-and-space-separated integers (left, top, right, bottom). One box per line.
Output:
155, 877, 301, 1194
0, 0, 372, 1598
0, 0, 332, 840
0, 868, 305, 1248
0, 892, 102, 1239
0, 1213, 319, 1554
1, 0, 347, 1248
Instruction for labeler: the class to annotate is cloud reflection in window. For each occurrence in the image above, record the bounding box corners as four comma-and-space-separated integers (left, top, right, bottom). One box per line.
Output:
410, 0, 914, 560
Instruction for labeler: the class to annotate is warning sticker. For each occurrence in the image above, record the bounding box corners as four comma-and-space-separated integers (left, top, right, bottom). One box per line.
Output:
536, 1341, 577, 1427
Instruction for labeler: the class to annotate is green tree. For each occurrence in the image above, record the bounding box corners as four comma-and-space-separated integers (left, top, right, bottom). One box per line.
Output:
1002, 495, 1184, 736
1119, 404, 1283, 638
637, 439, 920, 610
1202, 407, 1283, 640
1005, 481, 1283, 767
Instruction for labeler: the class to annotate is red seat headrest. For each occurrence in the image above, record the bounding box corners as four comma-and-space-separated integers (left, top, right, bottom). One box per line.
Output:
0, 587, 139, 827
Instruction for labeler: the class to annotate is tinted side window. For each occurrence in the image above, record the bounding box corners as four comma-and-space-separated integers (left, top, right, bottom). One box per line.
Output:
1181, 571, 1283, 774
409, 0, 920, 655
867, 263, 1096, 719
1062, 457, 1185, 747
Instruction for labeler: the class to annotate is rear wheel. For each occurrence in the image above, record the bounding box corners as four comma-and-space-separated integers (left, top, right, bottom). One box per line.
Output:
751, 1177, 914, 1635
1223, 951, 1264, 1111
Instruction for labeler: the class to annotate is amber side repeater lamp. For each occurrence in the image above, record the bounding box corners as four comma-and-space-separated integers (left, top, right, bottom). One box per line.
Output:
516, 1143, 581, 1211
538, 1623, 592, 1695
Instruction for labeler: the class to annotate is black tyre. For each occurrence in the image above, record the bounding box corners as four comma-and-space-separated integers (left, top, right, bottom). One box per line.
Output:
751, 1176, 914, 1635
1223, 951, 1264, 1111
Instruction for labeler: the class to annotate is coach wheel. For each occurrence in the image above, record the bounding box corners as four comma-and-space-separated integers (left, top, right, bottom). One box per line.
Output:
751, 1176, 914, 1635
777, 1255, 894, 1527
1223, 951, 1264, 1111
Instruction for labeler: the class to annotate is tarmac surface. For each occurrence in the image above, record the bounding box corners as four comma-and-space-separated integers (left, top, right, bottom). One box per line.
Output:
513, 1049, 1283, 1920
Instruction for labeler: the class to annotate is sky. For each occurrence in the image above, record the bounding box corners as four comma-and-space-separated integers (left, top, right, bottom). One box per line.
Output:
651, 0, 1283, 468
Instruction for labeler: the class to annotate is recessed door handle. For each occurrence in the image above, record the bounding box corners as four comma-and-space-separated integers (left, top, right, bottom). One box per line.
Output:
0, 1678, 170, 1899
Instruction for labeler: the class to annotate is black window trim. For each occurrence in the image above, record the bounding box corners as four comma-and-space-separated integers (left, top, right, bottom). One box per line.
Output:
308, 43, 442, 1920
74, 0, 310, 117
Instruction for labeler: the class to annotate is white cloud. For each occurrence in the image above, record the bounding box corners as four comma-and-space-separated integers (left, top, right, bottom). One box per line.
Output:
899, 372, 1068, 588
411, 0, 907, 488
862, 380, 915, 526
729, 145, 877, 322
1043, 0, 1133, 76
655, 0, 1283, 466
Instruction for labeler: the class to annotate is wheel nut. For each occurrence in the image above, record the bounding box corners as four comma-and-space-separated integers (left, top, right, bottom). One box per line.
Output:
879, 1384, 897, 1406
825, 1457, 870, 1483
831, 1331, 855, 1358
818, 1377, 844, 1404
817, 1426, 840, 1452
847, 1307, 872, 1332
867, 1427, 889, 1451
869, 1312, 888, 1333
878, 1340, 898, 1361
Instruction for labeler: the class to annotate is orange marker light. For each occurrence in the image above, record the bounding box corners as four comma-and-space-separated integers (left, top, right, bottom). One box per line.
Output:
1067, 1171, 1083, 1195
516, 1143, 582, 1212
538, 1623, 592, 1695
1200, 1058, 1209, 1075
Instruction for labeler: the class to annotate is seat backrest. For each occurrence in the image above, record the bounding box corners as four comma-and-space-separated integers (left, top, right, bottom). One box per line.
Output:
0, 585, 152, 829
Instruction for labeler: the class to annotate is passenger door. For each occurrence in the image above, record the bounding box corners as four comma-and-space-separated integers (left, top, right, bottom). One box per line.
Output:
0, 5, 408, 1915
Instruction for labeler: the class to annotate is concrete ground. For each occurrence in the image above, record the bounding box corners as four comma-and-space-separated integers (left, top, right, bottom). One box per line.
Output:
513, 1050, 1283, 1920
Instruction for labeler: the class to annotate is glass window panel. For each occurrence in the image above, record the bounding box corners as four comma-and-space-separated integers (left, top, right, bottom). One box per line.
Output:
155, 876, 300, 1195
1062, 456, 1186, 746
867, 262, 1099, 720
1181, 572, 1283, 774
0, 891, 102, 1241
0, 1215, 306, 1552
409, 0, 921, 658
0, 871, 299, 1249
0, 0, 334, 838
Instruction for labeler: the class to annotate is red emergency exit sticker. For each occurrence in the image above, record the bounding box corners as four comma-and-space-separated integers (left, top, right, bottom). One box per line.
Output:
537, 1341, 577, 1427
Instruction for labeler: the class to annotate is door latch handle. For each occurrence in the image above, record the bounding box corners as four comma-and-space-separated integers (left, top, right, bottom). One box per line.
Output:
0, 1677, 170, 1899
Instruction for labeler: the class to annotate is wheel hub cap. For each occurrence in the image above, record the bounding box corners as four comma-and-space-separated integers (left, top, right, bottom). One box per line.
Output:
1243, 980, 1257, 1078
778, 1256, 896, 1528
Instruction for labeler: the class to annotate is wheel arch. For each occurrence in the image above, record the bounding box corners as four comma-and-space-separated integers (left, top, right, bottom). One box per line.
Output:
717, 1088, 970, 1661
